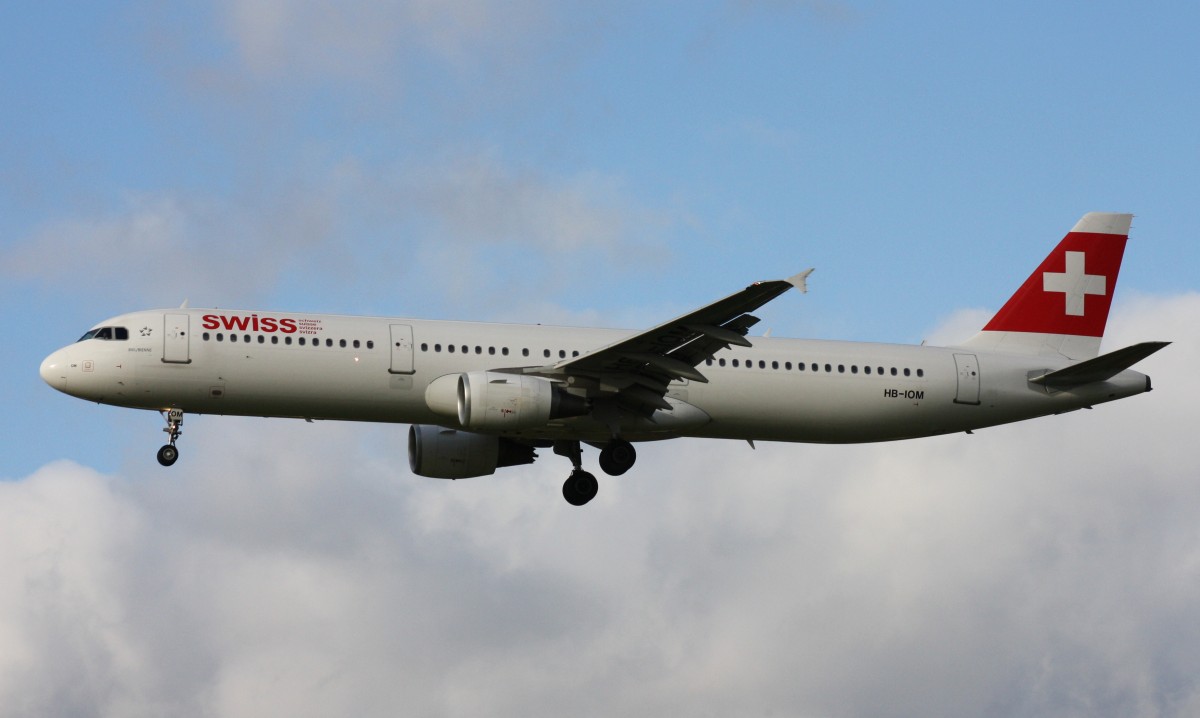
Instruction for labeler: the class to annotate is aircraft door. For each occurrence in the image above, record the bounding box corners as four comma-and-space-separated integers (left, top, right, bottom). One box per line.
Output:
953, 353, 980, 405
389, 324, 415, 374
163, 313, 191, 364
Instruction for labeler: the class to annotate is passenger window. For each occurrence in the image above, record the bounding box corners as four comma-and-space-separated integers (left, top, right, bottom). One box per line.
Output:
522, 348, 529, 357
285, 336, 292, 345
758, 361, 766, 369
864, 366, 871, 375
851, 365, 858, 374
916, 369, 924, 378
339, 339, 346, 348
890, 367, 897, 376
544, 349, 551, 358
559, 350, 566, 359
353, 340, 360, 349
785, 362, 792, 370
501, 347, 509, 356
825, 364, 832, 372
772, 361, 779, 370
298, 337, 305, 346
903, 368, 911, 377
366, 341, 374, 349
258, 336, 265, 344
719, 358, 726, 367
272, 336, 279, 345
203, 332, 211, 341
838, 365, 845, 373
732, 359, 740, 367
217, 333, 224, 342
326, 338, 333, 347
421, 343, 428, 351
230, 334, 238, 343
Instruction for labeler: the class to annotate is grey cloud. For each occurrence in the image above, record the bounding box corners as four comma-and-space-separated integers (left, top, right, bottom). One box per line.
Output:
2, 295, 1197, 716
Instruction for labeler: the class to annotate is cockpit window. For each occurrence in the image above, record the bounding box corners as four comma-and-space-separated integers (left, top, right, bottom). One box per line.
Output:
77, 326, 130, 342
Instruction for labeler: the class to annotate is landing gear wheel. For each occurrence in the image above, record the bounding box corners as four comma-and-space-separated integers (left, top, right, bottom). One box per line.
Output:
158, 409, 184, 467
598, 439, 636, 476
562, 470, 598, 506
157, 444, 179, 467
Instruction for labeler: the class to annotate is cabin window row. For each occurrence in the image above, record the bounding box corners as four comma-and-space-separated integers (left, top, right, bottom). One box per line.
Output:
705, 356, 924, 378
201, 332, 375, 350
419, 343, 582, 360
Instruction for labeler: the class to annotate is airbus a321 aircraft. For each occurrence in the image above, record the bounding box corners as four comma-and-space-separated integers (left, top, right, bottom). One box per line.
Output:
41, 213, 1167, 505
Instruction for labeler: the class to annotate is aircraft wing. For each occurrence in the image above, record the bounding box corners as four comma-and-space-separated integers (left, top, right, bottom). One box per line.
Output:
527, 270, 812, 413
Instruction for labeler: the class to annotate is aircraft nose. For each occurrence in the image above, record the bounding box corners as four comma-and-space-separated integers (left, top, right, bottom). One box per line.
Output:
40, 349, 68, 389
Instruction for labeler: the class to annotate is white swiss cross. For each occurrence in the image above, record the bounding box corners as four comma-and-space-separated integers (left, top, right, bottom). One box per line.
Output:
1043, 251, 1106, 316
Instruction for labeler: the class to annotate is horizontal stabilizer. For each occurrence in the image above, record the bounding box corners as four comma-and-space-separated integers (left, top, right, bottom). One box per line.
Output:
1030, 341, 1170, 388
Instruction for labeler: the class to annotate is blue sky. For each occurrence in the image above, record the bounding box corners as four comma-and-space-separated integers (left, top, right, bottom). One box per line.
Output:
3, 3, 1199, 715
5, 1, 1198, 475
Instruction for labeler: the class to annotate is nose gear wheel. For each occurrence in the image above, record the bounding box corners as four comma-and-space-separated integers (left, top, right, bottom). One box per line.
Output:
157, 409, 183, 467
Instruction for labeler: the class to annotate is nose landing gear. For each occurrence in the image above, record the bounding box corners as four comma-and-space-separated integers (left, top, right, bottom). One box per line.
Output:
157, 408, 183, 466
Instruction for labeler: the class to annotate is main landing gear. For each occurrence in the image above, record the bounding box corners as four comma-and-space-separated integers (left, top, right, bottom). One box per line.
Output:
598, 438, 636, 476
157, 408, 183, 467
555, 438, 639, 506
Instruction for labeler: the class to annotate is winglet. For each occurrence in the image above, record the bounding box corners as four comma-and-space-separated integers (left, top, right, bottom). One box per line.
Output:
787, 269, 815, 293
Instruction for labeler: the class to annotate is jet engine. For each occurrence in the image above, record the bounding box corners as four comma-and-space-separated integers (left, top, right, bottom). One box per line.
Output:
408, 424, 536, 479
456, 371, 587, 431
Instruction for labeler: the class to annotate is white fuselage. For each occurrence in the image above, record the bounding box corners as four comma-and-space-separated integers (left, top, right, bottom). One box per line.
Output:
40, 308, 1151, 445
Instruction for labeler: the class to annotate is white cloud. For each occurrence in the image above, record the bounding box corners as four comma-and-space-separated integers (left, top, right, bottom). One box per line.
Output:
215, 0, 551, 80
3, 293, 1198, 716
2, 150, 671, 314
0, 190, 335, 308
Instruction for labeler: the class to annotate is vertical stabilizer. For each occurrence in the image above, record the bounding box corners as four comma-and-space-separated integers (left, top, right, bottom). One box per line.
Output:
959, 212, 1131, 360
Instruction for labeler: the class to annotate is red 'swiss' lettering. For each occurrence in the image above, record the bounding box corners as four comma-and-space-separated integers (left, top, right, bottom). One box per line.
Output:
201, 313, 299, 333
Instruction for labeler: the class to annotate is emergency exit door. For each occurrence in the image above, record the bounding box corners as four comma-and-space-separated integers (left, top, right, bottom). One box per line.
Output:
389, 324, 415, 374
953, 353, 980, 405
163, 313, 191, 364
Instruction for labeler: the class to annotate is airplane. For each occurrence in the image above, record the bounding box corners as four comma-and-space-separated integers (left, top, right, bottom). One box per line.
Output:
40, 212, 1168, 505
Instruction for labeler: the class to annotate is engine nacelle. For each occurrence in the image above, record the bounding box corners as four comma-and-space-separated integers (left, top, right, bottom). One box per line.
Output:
457, 371, 587, 431
408, 424, 536, 479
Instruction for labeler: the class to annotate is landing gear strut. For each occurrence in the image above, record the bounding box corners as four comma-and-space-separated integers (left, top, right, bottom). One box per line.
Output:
555, 440, 598, 506
157, 408, 183, 467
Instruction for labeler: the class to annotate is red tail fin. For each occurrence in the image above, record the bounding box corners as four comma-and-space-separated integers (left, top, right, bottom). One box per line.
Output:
962, 213, 1131, 359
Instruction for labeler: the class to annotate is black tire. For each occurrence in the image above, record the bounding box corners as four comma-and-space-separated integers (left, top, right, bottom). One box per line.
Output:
562, 470, 598, 506
157, 444, 179, 467
599, 440, 636, 476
